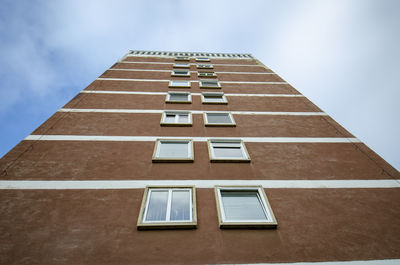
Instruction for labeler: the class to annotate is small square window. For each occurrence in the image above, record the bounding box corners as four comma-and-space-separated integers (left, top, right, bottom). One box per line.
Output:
175, 56, 190, 61
204, 112, 235, 126
152, 139, 194, 162
172, 70, 190, 77
196, 57, 210, 62
200, 79, 221, 89
166, 92, 191, 104
214, 186, 277, 228
197, 64, 213, 69
173, 63, 190, 68
161, 111, 192, 126
137, 186, 197, 229
201, 92, 228, 104
198, 71, 217, 78
169, 80, 191, 88
208, 139, 250, 162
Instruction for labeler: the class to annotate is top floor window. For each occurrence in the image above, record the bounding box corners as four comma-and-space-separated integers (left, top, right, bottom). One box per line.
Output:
175, 56, 190, 61
196, 57, 210, 62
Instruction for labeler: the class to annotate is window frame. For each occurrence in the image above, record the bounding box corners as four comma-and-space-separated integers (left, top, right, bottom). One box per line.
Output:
200, 79, 221, 89
196, 57, 210, 62
171, 69, 190, 77
175, 56, 190, 61
152, 139, 194, 162
166, 91, 192, 104
160, 111, 192, 126
197, 64, 213, 69
137, 186, 197, 229
201, 92, 228, 105
173, 63, 190, 68
169, 80, 191, 88
198, 71, 217, 78
204, 112, 235, 126
214, 186, 277, 228
207, 139, 250, 162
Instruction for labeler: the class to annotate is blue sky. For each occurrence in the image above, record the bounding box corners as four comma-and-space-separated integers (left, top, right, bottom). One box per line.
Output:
0, 0, 399, 170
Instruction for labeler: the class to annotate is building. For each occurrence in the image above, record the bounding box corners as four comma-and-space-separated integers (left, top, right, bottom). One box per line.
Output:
0, 50, 399, 265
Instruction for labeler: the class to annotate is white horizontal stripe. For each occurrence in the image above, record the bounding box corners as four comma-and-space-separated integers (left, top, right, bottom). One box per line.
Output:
25, 135, 360, 143
222, 259, 400, 265
119, 61, 264, 67
96, 77, 287, 84
0, 180, 398, 190
59, 108, 326, 116
81, 90, 303, 97
109, 68, 275, 75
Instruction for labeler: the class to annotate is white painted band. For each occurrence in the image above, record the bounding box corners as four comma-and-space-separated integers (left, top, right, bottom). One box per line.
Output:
59, 108, 327, 116
0, 180, 399, 190
222, 259, 400, 265
24, 135, 360, 143
108, 68, 275, 75
81, 90, 303, 97
120, 61, 263, 67
96, 78, 287, 84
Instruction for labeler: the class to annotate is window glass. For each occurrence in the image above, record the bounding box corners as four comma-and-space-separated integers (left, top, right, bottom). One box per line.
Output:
179, 114, 189, 123
170, 80, 190, 87
214, 145, 243, 158
158, 141, 188, 158
221, 191, 267, 221
204, 95, 223, 102
145, 190, 169, 221
169, 94, 188, 101
207, 113, 232, 124
170, 190, 191, 221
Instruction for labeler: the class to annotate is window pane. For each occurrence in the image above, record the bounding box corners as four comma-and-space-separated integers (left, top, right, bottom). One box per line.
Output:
205, 96, 223, 102
159, 142, 188, 158
170, 190, 191, 221
207, 114, 231, 124
214, 147, 243, 158
171, 81, 189, 86
169, 94, 188, 101
178, 114, 189, 123
146, 190, 169, 221
221, 191, 267, 221
165, 114, 176, 123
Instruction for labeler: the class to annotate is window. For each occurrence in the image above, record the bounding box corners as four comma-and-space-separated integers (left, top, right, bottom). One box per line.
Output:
214, 186, 277, 228
197, 64, 213, 69
137, 186, 197, 229
208, 139, 250, 162
152, 139, 194, 162
198, 71, 217, 78
200, 79, 221, 88
161, 111, 192, 126
201, 92, 227, 104
196, 57, 210, 62
172, 70, 190, 77
173, 63, 190, 68
166, 92, 191, 104
204, 112, 235, 126
169, 80, 191, 88
175, 56, 190, 61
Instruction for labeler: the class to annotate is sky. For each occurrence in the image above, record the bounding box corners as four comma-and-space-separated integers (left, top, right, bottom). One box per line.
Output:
0, 0, 399, 171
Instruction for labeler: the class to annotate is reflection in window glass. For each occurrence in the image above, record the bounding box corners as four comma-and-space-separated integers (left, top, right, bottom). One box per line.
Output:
207, 113, 232, 124
221, 191, 267, 221
145, 190, 168, 221
159, 142, 188, 158
170, 190, 191, 221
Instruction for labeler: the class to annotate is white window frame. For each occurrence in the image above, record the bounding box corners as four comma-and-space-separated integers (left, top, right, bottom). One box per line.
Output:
197, 64, 213, 69
175, 56, 190, 61
169, 80, 191, 88
201, 92, 228, 104
173, 63, 190, 68
161, 111, 192, 126
207, 139, 250, 162
166, 91, 191, 104
152, 139, 194, 162
204, 112, 235, 126
214, 186, 277, 228
198, 71, 217, 78
200, 79, 221, 89
137, 186, 197, 229
172, 69, 190, 77
196, 57, 210, 62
